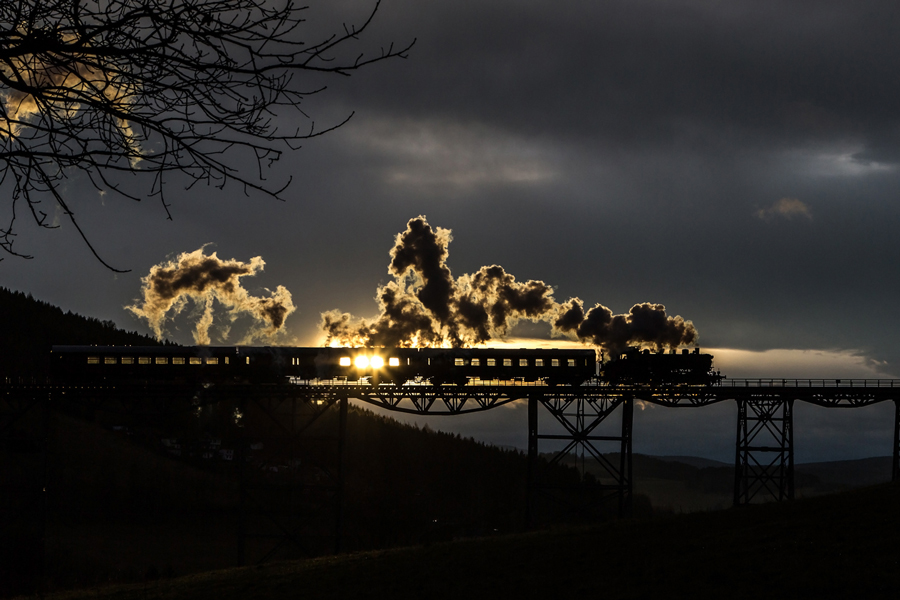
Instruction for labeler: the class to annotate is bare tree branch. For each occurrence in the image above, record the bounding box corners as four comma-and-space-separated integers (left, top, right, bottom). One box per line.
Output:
0, 0, 413, 269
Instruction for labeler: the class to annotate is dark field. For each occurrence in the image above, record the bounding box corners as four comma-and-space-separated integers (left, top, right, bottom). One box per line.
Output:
21, 480, 900, 600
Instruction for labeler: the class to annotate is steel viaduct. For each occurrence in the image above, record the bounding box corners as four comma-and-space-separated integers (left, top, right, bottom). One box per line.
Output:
3, 375, 900, 569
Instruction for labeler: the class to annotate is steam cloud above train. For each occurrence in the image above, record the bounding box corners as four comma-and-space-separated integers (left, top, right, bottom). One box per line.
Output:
321, 216, 697, 352
127, 248, 295, 345
125, 216, 697, 355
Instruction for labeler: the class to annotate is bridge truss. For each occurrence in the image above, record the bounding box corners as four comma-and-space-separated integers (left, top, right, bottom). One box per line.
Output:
324, 379, 900, 511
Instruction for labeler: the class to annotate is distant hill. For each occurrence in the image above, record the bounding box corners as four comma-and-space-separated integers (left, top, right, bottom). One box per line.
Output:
552, 453, 895, 513
0, 286, 162, 380
655, 455, 729, 469
655, 454, 894, 488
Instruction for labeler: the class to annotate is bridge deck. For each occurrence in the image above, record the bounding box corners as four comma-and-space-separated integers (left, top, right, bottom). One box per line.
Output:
5, 378, 898, 413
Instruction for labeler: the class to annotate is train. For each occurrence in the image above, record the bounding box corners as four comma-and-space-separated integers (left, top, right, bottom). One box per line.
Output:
49, 345, 723, 387
50, 345, 597, 387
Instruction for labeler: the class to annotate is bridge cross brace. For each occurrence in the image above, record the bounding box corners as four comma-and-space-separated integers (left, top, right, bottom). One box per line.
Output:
526, 392, 633, 528
734, 397, 794, 505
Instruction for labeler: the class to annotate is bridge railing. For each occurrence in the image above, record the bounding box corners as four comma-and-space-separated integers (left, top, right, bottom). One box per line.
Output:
288, 377, 553, 387
718, 378, 900, 388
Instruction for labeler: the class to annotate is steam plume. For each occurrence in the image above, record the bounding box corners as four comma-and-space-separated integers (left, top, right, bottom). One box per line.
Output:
128, 247, 295, 344
321, 216, 697, 352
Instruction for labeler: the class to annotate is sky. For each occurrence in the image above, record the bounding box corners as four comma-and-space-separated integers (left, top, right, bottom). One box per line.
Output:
2, 0, 899, 462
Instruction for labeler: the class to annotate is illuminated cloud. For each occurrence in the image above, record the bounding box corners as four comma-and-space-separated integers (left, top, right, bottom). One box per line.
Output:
127, 247, 295, 345
0, 29, 141, 162
321, 216, 697, 352
707, 347, 892, 379
755, 198, 812, 221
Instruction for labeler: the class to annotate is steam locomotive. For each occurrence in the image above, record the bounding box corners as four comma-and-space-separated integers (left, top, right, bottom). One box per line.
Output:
601, 347, 723, 386
50, 345, 722, 387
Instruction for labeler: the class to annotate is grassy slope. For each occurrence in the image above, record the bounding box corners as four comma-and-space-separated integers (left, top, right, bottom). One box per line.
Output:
35, 481, 900, 600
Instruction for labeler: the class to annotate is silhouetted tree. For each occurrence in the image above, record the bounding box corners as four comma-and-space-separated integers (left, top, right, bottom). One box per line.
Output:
0, 0, 412, 269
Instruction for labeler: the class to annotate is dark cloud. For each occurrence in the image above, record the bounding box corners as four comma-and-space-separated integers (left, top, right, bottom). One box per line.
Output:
339, 0, 900, 160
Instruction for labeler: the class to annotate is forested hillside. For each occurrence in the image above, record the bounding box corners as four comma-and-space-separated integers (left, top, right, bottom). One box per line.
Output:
0, 287, 162, 380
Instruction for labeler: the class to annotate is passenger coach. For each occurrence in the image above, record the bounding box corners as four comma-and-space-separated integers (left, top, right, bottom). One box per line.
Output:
50, 346, 598, 386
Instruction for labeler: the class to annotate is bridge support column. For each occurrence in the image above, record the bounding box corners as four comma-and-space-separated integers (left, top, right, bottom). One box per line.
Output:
0, 386, 51, 597
235, 392, 346, 565
525, 394, 538, 530
525, 391, 632, 529
335, 395, 347, 554
893, 399, 899, 483
734, 398, 794, 505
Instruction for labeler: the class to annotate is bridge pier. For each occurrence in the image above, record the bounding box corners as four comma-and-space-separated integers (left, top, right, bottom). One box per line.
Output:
234, 391, 347, 565
893, 399, 900, 483
0, 385, 50, 597
525, 391, 633, 529
733, 398, 794, 505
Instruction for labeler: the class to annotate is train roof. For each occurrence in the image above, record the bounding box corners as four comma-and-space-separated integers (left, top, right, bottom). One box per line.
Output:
51, 345, 596, 355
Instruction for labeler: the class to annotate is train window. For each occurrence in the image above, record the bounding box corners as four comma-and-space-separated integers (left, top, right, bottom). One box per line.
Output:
190, 357, 202, 365
104, 357, 117, 365
487, 358, 496, 366
139, 357, 151, 365
503, 358, 512, 367
552, 359, 560, 367
471, 358, 480, 366
207, 357, 218, 365
245, 357, 250, 365
389, 357, 400, 367
87, 356, 100, 364
155, 357, 168, 365
455, 358, 466, 366
121, 357, 133, 365
172, 357, 185, 365
519, 358, 528, 367
225, 357, 229, 365
535, 358, 544, 367
567, 359, 576, 367
339, 357, 351, 367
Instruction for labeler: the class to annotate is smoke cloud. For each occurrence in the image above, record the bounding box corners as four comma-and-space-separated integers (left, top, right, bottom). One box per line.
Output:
128, 247, 295, 345
321, 216, 697, 352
